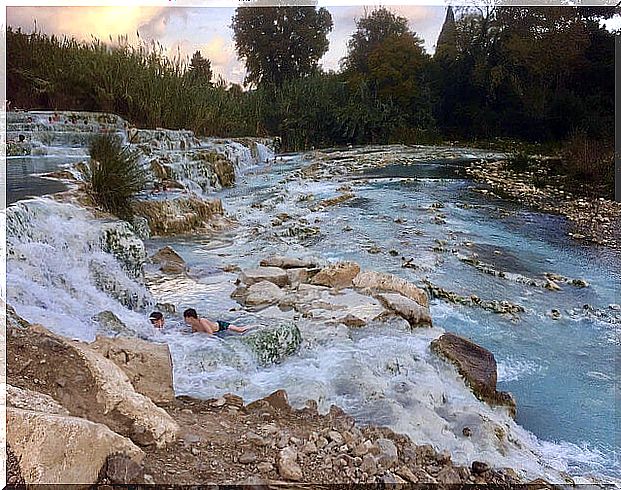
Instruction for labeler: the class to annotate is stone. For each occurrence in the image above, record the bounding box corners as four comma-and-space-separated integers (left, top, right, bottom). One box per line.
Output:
239, 323, 302, 365
260, 256, 318, 269
437, 466, 462, 484
396, 466, 418, 483
311, 261, 361, 289
302, 441, 318, 454
472, 461, 490, 475
278, 447, 303, 481
328, 431, 344, 445
150, 246, 187, 274
234, 280, 286, 309
375, 438, 398, 468
104, 453, 144, 484
89, 335, 175, 403
376, 293, 433, 328
91, 310, 135, 337
247, 389, 291, 412
8, 407, 143, 484
339, 314, 366, 328
257, 462, 274, 473
360, 454, 377, 475
431, 333, 516, 417
240, 267, 289, 288
353, 270, 428, 307
7, 385, 69, 415
239, 452, 258, 464
286, 268, 309, 288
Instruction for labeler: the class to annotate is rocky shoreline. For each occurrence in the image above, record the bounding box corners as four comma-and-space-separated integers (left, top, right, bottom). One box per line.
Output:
465, 159, 621, 250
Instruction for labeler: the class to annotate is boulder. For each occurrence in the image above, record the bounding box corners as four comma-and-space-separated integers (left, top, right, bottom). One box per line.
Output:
89, 335, 175, 403
286, 268, 309, 288
239, 267, 289, 288
259, 255, 319, 269
353, 270, 428, 307
8, 407, 143, 485
233, 280, 286, 309
8, 323, 179, 447
376, 293, 432, 328
430, 333, 516, 417
7, 385, 69, 415
311, 261, 361, 289
150, 246, 187, 274
239, 323, 302, 365
278, 447, 303, 481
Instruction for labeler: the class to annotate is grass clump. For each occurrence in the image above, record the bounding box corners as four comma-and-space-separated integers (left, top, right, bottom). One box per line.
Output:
83, 134, 147, 218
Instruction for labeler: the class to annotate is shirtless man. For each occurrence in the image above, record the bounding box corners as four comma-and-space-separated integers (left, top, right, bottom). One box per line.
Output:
183, 308, 249, 335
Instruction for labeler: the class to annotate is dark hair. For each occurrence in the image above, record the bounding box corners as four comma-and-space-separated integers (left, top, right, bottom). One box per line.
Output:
149, 311, 163, 322
183, 308, 198, 319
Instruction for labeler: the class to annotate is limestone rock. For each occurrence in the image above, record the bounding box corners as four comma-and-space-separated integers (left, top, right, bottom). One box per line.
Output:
431, 333, 516, 417
8, 407, 143, 485
354, 271, 429, 307
240, 267, 289, 288
89, 335, 175, 403
92, 310, 136, 337
311, 261, 361, 289
375, 438, 399, 468
7, 385, 69, 415
376, 293, 432, 328
260, 255, 319, 269
278, 447, 303, 481
233, 280, 286, 309
239, 323, 302, 365
103, 453, 145, 484
150, 246, 187, 274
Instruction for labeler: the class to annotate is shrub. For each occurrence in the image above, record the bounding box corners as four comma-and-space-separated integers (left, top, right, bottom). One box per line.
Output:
83, 134, 147, 218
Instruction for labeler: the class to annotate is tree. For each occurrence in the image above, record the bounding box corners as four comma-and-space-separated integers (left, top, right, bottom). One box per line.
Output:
435, 6, 458, 61
343, 7, 411, 75
187, 50, 213, 85
231, 6, 333, 88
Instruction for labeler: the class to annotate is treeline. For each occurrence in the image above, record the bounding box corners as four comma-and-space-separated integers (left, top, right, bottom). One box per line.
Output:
7, 6, 616, 190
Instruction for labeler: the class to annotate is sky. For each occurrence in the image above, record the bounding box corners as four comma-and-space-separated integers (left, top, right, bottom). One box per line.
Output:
6, 6, 447, 84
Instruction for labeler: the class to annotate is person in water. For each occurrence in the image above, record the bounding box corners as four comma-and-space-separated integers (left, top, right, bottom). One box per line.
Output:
183, 308, 249, 334
149, 311, 165, 329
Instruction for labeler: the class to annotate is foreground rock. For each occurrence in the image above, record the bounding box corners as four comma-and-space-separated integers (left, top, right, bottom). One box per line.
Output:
354, 270, 429, 307
311, 261, 360, 289
377, 293, 432, 328
90, 335, 175, 403
232, 280, 286, 309
259, 255, 320, 269
240, 266, 290, 288
431, 333, 516, 417
8, 407, 143, 484
8, 321, 179, 447
239, 323, 303, 365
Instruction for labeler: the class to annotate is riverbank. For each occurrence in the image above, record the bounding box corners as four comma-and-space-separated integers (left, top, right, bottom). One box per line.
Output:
465, 159, 621, 250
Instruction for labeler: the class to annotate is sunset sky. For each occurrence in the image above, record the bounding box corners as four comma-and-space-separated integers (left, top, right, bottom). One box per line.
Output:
7, 6, 447, 84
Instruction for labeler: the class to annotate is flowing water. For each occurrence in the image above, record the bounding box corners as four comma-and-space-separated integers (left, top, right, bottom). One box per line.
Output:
5, 120, 620, 482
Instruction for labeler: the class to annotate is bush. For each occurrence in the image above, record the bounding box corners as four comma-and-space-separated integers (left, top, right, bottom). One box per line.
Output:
83, 134, 147, 218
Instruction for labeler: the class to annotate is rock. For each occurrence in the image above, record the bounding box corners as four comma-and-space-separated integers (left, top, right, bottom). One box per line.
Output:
239, 452, 258, 464
375, 438, 398, 468
240, 267, 289, 288
360, 454, 377, 476
302, 441, 318, 454
286, 268, 309, 288
257, 462, 274, 473
430, 333, 516, 417
472, 461, 490, 475
247, 389, 291, 412
311, 261, 361, 289
339, 314, 367, 327
239, 323, 302, 365
353, 271, 428, 307
544, 279, 561, 291
328, 431, 344, 445
376, 293, 433, 328
7, 385, 69, 415
104, 453, 144, 484
396, 466, 418, 483
89, 335, 175, 403
277, 434, 290, 449
259, 256, 319, 269
278, 447, 303, 481
234, 280, 286, 309
92, 310, 135, 337
150, 246, 187, 274
437, 466, 462, 484
8, 407, 143, 484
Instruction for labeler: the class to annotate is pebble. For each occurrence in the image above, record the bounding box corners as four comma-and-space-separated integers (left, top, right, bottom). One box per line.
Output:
190, 447, 200, 456
277, 434, 290, 449
239, 452, 258, 464
257, 462, 273, 473
302, 441, 318, 454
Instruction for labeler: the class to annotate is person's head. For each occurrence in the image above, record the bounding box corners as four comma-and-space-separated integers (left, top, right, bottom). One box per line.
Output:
149, 311, 164, 328
18, 134, 25, 142
183, 308, 199, 327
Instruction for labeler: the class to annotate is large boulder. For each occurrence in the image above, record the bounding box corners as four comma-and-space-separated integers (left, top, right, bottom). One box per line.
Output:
8, 407, 143, 485
353, 270, 429, 307
233, 280, 286, 309
7, 385, 69, 415
150, 245, 187, 275
239, 266, 289, 288
311, 261, 360, 289
239, 323, 302, 365
377, 293, 432, 328
8, 323, 179, 447
89, 336, 175, 404
430, 333, 516, 417
259, 255, 319, 269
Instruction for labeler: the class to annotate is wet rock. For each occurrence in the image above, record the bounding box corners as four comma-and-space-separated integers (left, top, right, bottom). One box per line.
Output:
431, 333, 516, 417
259, 255, 319, 269
240, 267, 289, 288
239, 323, 302, 365
338, 314, 366, 328
353, 271, 428, 307
311, 261, 361, 289
376, 293, 432, 328
286, 268, 309, 288
375, 438, 398, 468
92, 311, 135, 337
472, 461, 490, 475
150, 246, 187, 275
233, 280, 286, 309
89, 335, 175, 403
278, 447, 303, 481
8, 407, 143, 484
314, 193, 355, 209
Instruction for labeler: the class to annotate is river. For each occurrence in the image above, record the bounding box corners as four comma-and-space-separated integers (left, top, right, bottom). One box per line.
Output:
5, 120, 620, 482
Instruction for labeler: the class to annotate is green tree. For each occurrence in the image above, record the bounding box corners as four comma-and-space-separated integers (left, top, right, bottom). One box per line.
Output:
231, 6, 333, 88
187, 50, 213, 85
